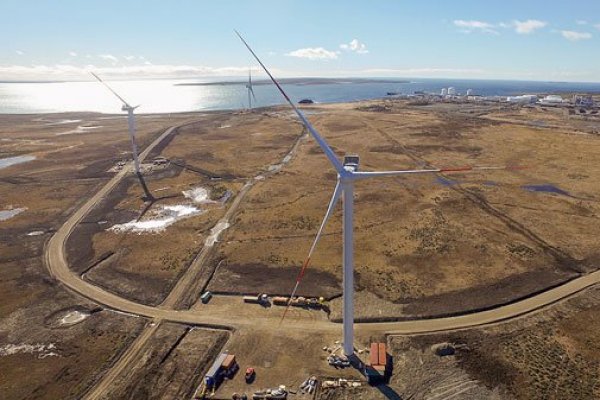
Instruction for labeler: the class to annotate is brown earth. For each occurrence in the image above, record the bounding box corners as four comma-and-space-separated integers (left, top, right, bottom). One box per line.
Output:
99, 322, 228, 400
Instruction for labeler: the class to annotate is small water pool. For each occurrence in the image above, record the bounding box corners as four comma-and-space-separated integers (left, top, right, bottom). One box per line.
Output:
0, 155, 36, 170
522, 184, 570, 196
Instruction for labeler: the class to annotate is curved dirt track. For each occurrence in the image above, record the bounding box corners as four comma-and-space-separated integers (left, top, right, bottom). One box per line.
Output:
45, 123, 600, 336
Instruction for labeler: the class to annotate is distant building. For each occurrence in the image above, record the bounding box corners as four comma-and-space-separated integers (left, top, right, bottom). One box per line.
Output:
441, 88, 447, 96
540, 95, 564, 105
466, 89, 473, 96
573, 94, 594, 108
506, 95, 538, 104
447, 87, 456, 96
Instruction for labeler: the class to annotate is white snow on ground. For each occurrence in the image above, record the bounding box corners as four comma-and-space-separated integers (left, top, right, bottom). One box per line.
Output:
60, 310, 90, 325
182, 187, 213, 203
0, 207, 26, 221
0, 343, 59, 359
43, 119, 82, 125
27, 230, 45, 236
56, 125, 103, 136
205, 221, 230, 247
109, 204, 202, 234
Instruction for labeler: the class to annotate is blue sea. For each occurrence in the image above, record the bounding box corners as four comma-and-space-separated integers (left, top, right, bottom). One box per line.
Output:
1, 77, 600, 114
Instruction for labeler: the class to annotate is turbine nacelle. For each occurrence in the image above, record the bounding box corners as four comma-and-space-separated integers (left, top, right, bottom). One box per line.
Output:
343, 154, 360, 173
121, 104, 141, 112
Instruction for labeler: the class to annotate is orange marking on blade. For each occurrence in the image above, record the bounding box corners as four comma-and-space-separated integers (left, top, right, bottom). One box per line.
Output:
440, 165, 473, 173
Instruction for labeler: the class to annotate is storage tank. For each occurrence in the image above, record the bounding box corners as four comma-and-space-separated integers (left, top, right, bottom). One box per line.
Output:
441, 88, 447, 96
447, 87, 456, 96
466, 89, 473, 96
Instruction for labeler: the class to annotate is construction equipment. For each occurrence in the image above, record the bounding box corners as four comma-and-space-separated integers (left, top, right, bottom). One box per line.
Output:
201, 291, 213, 304
299, 376, 318, 394
327, 355, 350, 368
245, 367, 256, 383
204, 353, 239, 392
252, 386, 287, 400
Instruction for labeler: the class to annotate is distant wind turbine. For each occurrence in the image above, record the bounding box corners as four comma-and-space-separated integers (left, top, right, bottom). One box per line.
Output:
91, 72, 141, 175
236, 30, 521, 357
246, 68, 257, 110
92, 73, 154, 201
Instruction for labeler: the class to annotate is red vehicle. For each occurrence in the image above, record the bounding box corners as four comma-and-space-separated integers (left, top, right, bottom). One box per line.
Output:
245, 367, 256, 383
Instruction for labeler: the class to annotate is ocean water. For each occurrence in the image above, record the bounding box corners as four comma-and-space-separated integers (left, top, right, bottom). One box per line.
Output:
1, 77, 600, 114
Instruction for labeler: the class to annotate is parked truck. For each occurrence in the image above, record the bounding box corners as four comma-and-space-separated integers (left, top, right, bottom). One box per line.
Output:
243, 293, 270, 305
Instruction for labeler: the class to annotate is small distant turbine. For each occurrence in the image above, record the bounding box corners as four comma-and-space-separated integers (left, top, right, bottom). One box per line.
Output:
91, 72, 141, 175
246, 68, 257, 110
236, 30, 521, 357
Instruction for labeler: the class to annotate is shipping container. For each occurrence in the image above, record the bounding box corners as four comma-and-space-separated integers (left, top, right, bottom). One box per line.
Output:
222, 354, 236, 370
369, 343, 379, 366
378, 343, 387, 367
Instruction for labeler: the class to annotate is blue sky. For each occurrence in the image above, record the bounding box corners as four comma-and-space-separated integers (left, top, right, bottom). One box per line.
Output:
1, 0, 600, 81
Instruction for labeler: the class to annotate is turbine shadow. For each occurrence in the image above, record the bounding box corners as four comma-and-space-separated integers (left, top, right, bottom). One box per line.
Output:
348, 353, 403, 400
136, 172, 155, 202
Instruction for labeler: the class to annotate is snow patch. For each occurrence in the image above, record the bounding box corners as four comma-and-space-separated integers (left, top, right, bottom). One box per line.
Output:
205, 221, 230, 247
109, 204, 201, 234
56, 125, 103, 136
183, 187, 213, 203
27, 230, 44, 236
0, 343, 59, 359
60, 310, 90, 325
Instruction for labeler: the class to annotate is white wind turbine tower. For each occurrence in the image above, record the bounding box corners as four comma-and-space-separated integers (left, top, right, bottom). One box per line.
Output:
91, 72, 141, 175
236, 31, 517, 357
246, 68, 257, 110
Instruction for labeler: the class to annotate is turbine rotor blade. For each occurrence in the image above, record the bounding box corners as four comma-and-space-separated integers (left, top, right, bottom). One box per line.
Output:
280, 180, 342, 323
91, 72, 131, 108
235, 30, 344, 173
352, 164, 525, 179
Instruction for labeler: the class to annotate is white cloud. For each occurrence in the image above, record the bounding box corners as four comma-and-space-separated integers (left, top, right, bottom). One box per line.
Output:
561, 30, 592, 41
124, 55, 136, 61
285, 47, 338, 60
513, 19, 547, 34
15, 50, 24, 56
340, 39, 368, 54
0, 63, 273, 81
362, 67, 485, 76
595, 23, 600, 31
453, 20, 498, 34
98, 54, 118, 64
69, 51, 77, 57
576, 20, 588, 25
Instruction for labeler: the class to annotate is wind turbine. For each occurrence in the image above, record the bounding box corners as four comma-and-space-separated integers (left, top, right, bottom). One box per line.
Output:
91, 72, 141, 175
236, 31, 518, 357
246, 68, 257, 110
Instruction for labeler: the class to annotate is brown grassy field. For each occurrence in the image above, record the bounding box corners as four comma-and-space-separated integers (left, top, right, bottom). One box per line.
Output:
2, 101, 600, 399
211, 101, 600, 319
